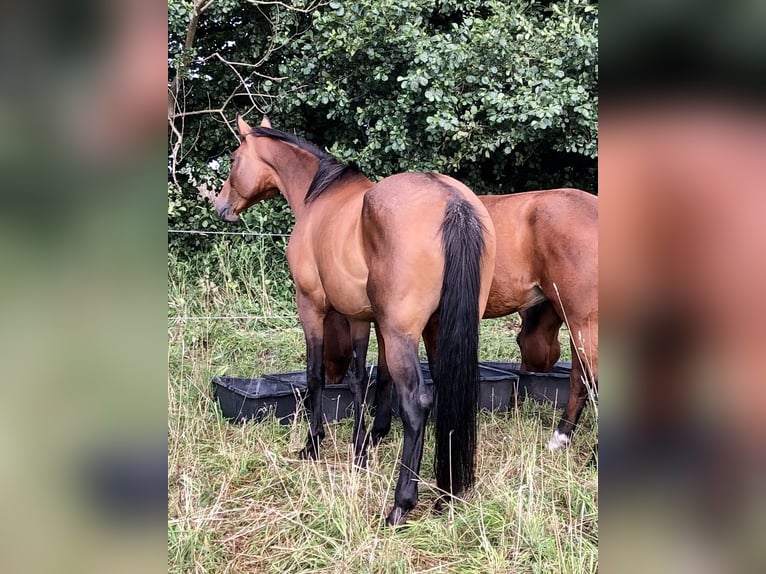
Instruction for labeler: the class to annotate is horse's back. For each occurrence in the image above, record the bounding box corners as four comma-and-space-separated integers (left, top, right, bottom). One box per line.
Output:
482, 187, 596, 256
482, 188, 596, 230
365, 172, 492, 228
363, 172, 491, 248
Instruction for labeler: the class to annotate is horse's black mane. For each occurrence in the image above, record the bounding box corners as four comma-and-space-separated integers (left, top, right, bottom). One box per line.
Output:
249, 127, 359, 203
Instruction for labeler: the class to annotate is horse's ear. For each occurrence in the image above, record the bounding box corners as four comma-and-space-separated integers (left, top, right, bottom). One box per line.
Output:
236, 114, 252, 138
260, 115, 272, 128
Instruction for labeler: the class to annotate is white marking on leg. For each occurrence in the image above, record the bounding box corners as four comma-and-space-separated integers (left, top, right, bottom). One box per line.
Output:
548, 430, 570, 451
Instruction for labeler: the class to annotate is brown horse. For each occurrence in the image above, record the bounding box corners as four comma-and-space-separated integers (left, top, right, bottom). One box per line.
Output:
337, 189, 598, 450
483, 190, 598, 449
214, 116, 496, 526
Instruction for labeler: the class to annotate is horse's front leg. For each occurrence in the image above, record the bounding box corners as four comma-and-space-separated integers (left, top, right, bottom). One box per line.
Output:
297, 302, 326, 460
549, 353, 586, 450
347, 320, 372, 468
549, 317, 598, 451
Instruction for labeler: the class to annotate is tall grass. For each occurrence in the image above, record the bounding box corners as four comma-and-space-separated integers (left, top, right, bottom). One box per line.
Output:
168, 241, 598, 573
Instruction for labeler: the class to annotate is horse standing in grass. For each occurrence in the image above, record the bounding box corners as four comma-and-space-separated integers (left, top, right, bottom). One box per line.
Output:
214, 115, 496, 525
331, 189, 598, 451
482, 190, 598, 449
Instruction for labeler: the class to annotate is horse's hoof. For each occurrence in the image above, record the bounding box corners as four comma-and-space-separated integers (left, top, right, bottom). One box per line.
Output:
385, 505, 409, 527
298, 446, 318, 460
353, 454, 368, 469
371, 427, 390, 446
433, 497, 446, 514
548, 430, 571, 451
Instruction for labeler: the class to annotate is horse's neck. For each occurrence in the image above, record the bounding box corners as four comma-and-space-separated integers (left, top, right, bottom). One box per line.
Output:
263, 142, 318, 218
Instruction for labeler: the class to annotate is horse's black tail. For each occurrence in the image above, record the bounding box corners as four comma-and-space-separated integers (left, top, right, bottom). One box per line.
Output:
434, 199, 486, 499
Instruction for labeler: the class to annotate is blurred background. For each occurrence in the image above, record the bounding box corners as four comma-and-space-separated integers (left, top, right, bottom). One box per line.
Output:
0, 0, 166, 572
600, 1, 766, 572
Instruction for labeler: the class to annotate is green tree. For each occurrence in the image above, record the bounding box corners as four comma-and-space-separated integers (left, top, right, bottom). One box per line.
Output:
168, 0, 597, 252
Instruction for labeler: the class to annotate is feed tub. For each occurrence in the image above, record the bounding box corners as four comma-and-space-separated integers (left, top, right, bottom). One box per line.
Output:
263, 368, 376, 423
214, 362, 523, 424
212, 376, 307, 424
481, 361, 572, 408
371, 362, 520, 417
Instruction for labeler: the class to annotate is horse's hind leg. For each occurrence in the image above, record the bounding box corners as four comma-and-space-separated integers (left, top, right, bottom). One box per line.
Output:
549, 315, 598, 450
380, 329, 431, 526
422, 314, 439, 375
347, 319, 372, 467
371, 315, 436, 447
371, 322, 393, 445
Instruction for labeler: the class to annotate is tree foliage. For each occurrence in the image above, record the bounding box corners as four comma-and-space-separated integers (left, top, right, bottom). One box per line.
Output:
168, 0, 597, 251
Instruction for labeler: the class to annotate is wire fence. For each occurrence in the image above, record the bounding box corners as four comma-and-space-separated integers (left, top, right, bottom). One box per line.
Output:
168, 315, 299, 324
168, 229, 290, 238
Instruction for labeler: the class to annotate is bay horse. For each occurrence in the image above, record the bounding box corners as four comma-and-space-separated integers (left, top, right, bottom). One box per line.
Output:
482, 190, 598, 449
328, 189, 598, 451
213, 115, 496, 526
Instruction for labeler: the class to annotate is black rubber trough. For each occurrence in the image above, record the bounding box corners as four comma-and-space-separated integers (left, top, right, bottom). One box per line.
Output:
482, 361, 572, 408
263, 368, 376, 423
213, 362, 522, 424
212, 368, 376, 424
370, 362, 521, 418
212, 376, 307, 425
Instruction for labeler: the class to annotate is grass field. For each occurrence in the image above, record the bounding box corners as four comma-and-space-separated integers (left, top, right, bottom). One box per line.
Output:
167, 243, 598, 573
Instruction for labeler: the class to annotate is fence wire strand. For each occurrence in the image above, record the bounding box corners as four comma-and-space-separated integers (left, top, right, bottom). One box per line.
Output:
168, 229, 290, 238
168, 315, 298, 322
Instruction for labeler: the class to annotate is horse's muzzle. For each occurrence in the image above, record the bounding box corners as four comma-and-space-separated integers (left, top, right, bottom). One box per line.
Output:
215, 202, 239, 222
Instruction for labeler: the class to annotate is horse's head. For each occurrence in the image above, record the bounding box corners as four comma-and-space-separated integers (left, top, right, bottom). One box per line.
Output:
517, 306, 562, 373
214, 115, 278, 221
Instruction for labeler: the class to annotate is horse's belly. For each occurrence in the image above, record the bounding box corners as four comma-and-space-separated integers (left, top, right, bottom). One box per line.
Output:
324, 275, 374, 320
484, 279, 545, 318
